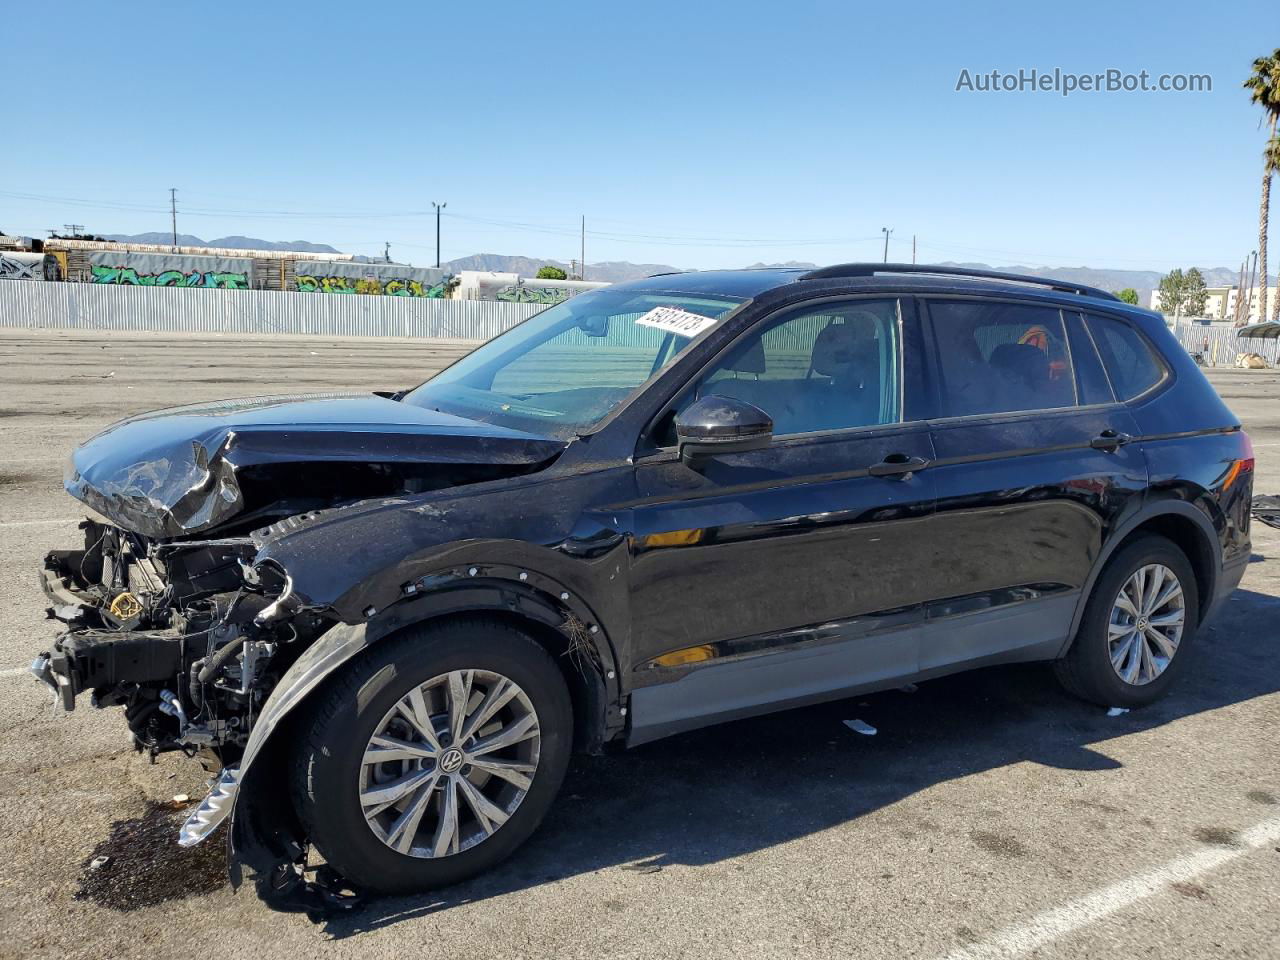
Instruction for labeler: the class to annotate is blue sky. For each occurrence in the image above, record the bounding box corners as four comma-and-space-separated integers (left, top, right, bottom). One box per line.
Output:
2, 0, 1275, 273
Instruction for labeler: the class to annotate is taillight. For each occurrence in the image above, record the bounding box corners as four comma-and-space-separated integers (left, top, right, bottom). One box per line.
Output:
1223, 431, 1254, 491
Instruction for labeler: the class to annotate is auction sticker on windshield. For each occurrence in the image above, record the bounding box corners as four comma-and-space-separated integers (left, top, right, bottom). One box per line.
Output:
634, 306, 719, 338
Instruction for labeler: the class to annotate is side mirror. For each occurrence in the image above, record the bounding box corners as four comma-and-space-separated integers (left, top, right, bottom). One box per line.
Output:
674, 395, 773, 466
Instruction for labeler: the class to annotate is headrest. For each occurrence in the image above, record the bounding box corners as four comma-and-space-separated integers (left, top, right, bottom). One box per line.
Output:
811, 320, 874, 378
989, 342, 1049, 387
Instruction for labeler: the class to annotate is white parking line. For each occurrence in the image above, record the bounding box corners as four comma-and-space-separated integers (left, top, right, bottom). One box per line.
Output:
939, 816, 1280, 960
0, 519, 77, 528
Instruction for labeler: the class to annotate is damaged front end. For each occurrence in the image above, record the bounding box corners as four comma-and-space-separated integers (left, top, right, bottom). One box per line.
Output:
31, 392, 570, 907
34, 520, 361, 914
34, 518, 321, 760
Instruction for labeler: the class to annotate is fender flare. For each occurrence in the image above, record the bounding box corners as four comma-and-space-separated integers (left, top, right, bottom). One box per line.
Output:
1059, 497, 1221, 655
182, 565, 623, 875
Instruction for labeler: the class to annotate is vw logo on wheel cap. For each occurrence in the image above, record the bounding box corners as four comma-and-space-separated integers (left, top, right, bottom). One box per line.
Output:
439, 748, 465, 774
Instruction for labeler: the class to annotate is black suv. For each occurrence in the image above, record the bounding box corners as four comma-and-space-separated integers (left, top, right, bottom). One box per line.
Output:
32, 264, 1254, 906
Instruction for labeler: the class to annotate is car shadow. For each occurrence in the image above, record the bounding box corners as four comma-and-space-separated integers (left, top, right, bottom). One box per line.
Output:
315, 586, 1279, 936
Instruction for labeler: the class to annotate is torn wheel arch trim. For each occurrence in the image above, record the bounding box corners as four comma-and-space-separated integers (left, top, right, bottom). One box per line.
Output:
189, 566, 622, 867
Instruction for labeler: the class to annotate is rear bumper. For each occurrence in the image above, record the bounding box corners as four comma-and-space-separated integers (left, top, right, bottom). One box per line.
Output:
1207, 550, 1249, 623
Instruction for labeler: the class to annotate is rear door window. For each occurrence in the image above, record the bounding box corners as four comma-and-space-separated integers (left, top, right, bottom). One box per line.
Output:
1085, 314, 1167, 401
925, 300, 1077, 417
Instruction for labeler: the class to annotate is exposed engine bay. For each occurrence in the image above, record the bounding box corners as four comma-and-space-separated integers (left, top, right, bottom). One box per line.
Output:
33, 518, 325, 761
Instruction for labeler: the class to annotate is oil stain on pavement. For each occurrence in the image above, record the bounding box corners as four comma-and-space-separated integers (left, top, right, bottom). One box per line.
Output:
75, 801, 227, 911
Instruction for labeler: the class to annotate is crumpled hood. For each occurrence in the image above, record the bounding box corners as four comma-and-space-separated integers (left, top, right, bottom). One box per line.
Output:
65, 392, 566, 539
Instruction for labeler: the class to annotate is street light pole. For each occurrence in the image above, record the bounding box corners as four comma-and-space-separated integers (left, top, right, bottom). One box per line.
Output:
881, 227, 893, 263
432, 201, 447, 268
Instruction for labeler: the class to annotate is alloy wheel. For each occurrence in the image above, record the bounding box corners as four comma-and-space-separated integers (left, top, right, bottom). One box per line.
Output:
358, 669, 541, 857
1107, 563, 1186, 686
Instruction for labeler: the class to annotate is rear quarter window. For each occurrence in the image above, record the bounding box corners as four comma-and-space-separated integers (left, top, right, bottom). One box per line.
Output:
1085, 314, 1167, 401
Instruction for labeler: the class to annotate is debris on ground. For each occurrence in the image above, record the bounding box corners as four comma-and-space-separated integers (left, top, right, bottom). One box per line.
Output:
89, 856, 110, 871
172, 794, 189, 805
1253, 495, 1280, 530
1106, 707, 1130, 717
899, 683, 919, 693
621, 861, 663, 874
844, 718, 878, 736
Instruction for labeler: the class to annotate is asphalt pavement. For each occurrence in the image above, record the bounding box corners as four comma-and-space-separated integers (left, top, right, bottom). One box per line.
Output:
0, 330, 1276, 960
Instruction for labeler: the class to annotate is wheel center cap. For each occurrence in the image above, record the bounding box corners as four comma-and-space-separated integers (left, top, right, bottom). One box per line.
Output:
1137, 617, 1149, 630
439, 748, 465, 774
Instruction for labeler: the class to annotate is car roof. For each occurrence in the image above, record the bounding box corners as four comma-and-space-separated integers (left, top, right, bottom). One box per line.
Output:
615, 263, 1138, 313
618, 268, 809, 298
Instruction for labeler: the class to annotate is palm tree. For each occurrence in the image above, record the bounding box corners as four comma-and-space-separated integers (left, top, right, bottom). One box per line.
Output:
1244, 51, 1280, 322
1268, 137, 1280, 322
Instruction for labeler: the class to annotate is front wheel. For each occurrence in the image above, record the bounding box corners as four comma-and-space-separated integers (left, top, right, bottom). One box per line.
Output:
1055, 534, 1199, 708
290, 617, 573, 894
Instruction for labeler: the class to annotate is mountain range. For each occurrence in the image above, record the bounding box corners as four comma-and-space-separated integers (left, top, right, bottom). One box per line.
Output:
99, 234, 1275, 300
103, 233, 342, 254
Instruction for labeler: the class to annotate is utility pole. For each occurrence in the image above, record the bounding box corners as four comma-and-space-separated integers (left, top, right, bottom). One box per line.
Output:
62, 224, 84, 238
912, 234, 917, 265
580, 215, 586, 281
881, 227, 893, 263
169, 189, 178, 249
432, 201, 446, 268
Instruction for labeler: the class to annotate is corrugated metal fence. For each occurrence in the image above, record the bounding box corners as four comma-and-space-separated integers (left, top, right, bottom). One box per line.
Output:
1167, 320, 1280, 368
0, 281, 544, 340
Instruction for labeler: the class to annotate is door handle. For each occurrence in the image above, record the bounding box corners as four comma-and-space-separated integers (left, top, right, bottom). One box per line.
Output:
868, 454, 932, 477
1090, 430, 1133, 452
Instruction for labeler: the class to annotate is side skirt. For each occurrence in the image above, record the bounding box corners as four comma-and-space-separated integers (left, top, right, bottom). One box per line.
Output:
627, 592, 1078, 746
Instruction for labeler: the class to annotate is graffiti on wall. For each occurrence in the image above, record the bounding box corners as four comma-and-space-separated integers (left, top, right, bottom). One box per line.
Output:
0, 253, 60, 281
294, 261, 450, 297
90, 266, 250, 288
494, 284, 572, 305
88, 252, 252, 289
295, 274, 451, 297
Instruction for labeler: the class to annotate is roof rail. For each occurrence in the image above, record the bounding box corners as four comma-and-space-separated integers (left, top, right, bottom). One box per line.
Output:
798, 263, 1120, 302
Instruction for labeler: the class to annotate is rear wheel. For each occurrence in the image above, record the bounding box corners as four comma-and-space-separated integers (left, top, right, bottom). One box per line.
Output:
291, 617, 572, 893
1055, 534, 1199, 708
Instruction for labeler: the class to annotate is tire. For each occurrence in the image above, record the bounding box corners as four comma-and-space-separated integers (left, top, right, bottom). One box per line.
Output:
290, 616, 572, 894
1055, 534, 1199, 708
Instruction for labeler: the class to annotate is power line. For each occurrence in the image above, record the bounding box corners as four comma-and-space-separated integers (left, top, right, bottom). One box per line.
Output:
3, 188, 1250, 267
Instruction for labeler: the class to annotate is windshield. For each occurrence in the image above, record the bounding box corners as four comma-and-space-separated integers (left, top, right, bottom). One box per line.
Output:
403, 287, 744, 439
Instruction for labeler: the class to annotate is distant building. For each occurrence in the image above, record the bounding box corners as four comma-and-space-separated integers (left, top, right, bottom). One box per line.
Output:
1150, 284, 1277, 323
